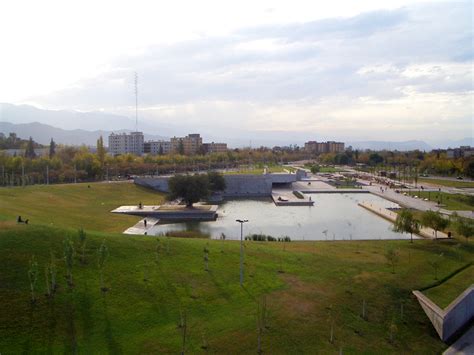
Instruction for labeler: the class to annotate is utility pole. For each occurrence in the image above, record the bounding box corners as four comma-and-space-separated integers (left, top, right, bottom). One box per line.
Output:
236, 219, 248, 287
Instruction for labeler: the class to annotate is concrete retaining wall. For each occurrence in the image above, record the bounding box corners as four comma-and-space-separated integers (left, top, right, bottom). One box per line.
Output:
135, 173, 300, 197
413, 285, 474, 342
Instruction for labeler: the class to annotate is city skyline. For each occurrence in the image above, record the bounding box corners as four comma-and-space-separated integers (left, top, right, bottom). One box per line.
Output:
0, 0, 472, 143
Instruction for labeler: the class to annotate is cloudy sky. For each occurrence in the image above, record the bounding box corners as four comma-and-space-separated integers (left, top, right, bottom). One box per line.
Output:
0, 0, 472, 144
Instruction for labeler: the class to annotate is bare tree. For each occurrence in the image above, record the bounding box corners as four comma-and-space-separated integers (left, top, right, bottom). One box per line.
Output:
97, 240, 109, 292
257, 296, 268, 354
385, 247, 400, 273
28, 256, 39, 303
63, 237, 75, 287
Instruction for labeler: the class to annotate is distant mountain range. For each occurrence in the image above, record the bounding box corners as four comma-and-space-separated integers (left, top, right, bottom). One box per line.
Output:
0, 103, 471, 149
0, 122, 167, 147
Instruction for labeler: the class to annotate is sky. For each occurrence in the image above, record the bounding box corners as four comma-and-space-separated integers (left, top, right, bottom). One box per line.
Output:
0, 0, 472, 144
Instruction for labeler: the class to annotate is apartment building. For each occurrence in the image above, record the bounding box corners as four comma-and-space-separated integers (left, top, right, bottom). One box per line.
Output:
304, 140, 345, 153
144, 140, 171, 155
202, 142, 228, 154
171, 133, 203, 155
108, 132, 144, 156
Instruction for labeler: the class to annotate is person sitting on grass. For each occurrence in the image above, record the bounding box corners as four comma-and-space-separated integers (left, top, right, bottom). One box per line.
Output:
17, 216, 23, 223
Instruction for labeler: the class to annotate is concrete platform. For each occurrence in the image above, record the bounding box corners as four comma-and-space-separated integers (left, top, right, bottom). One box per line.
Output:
271, 191, 314, 206
111, 204, 218, 221
124, 217, 160, 235
358, 201, 448, 239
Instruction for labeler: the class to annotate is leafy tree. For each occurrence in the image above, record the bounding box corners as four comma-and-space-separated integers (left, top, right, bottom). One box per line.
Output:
310, 164, 320, 174
49, 138, 56, 158
385, 247, 400, 273
421, 210, 448, 240
368, 153, 383, 166
168, 174, 210, 207
452, 213, 474, 242
393, 209, 420, 243
97, 240, 109, 291
96, 136, 106, 176
63, 236, 75, 286
28, 256, 39, 303
158, 145, 164, 155
466, 160, 474, 179
25, 137, 36, 159
207, 171, 226, 192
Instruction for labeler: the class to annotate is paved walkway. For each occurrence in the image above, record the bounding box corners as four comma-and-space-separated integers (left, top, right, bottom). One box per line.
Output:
124, 217, 160, 235
443, 326, 474, 355
359, 201, 448, 239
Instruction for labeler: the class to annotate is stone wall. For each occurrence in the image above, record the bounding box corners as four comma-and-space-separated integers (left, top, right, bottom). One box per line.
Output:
413, 285, 474, 342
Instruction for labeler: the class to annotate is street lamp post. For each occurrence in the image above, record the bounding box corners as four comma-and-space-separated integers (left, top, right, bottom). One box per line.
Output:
236, 219, 248, 287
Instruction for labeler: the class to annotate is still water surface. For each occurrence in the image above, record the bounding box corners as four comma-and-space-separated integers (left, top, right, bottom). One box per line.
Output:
150, 193, 414, 241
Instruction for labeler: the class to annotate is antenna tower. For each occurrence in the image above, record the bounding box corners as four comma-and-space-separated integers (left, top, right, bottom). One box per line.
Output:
134, 72, 138, 132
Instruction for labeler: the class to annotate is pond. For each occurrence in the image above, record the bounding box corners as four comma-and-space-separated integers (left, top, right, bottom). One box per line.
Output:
149, 193, 415, 241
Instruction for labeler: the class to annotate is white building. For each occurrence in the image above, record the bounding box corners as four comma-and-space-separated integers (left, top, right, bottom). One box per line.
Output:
108, 132, 144, 156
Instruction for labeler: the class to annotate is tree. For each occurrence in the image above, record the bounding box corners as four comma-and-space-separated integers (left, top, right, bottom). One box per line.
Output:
310, 164, 320, 174
158, 145, 164, 156
63, 236, 75, 286
203, 245, 209, 272
421, 210, 448, 240
368, 153, 383, 166
168, 174, 210, 207
452, 213, 474, 242
25, 137, 36, 159
207, 171, 226, 192
28, 256, 39, 303
385, 247, 400, 273
78, 228, 87, 264
49, 138, 56, 158
97, 240, 109, 291
428, 253, 443, 280
393, 209, 420, 243
178, 139, 185, 155
97, 136, 106, 177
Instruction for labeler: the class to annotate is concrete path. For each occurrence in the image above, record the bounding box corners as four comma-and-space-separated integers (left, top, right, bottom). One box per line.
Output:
359, 201, 448, 239
124, 217, 160, 235
443, 326, 474, 355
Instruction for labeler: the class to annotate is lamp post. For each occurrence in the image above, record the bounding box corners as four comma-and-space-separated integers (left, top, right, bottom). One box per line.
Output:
236, 219, 248, 287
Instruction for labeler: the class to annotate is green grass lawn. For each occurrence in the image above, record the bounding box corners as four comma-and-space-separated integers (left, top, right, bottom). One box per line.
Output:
407, 191, 474, 210
0, 182, 165, 232
1, 182, 473, 353
423, 265, 474, 309
224, 165, 293, 175
1, 223, 473, 353
418, 178, 474, 189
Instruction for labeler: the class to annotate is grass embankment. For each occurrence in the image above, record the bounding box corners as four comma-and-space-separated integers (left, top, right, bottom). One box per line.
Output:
423, 265, 474, 309
1, 223, 473, 353
0, 182, 165, 232
418, 178, 474, 189
0, 182, 473, 353
407, 191, 474, 211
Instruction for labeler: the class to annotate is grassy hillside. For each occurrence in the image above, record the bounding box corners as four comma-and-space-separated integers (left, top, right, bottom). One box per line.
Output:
0, 182, 164, 232
1, 222, 473, 353
0, 182, 473, 353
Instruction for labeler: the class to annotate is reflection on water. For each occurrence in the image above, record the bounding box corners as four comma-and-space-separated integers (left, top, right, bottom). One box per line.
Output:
149, 193, 414, 241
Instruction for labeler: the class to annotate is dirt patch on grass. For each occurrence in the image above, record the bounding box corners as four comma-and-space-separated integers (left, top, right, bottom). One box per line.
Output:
269, 274, 334, 318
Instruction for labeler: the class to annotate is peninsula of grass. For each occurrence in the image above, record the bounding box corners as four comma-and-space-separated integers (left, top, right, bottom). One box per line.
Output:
418, 178, 474, 189
1, 182, 473, 353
